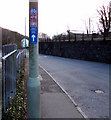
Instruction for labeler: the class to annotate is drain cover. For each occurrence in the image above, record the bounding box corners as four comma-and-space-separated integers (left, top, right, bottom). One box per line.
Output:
95, 89, 104, 94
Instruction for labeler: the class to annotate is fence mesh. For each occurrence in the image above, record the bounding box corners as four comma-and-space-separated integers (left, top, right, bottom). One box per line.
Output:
2, 44, 25, 118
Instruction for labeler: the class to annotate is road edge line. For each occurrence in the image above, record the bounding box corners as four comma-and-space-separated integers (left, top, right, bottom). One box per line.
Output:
39, 64, 88, 119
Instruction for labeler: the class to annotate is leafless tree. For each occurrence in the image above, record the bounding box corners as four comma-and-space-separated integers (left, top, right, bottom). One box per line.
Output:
97, 4, 111, 40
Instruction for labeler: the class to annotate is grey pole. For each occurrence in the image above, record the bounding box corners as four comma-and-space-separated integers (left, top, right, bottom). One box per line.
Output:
25, 17, 26, 57
27, 0, 40, 118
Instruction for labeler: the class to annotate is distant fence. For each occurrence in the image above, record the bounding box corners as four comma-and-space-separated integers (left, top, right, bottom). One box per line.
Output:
39, 33, 111, 42
2, 44, 25, 117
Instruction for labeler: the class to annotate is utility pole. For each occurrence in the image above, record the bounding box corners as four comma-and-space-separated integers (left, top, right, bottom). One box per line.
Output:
27, 0, 40, 118
25, 17, 26, 57
89, 18, 91, 34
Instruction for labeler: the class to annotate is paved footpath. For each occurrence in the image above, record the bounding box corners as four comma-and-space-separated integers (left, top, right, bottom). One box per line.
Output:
25, 55, 84, 118
39, 66, 84, 118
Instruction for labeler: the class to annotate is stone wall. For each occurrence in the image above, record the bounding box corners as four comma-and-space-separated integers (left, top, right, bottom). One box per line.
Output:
39, 40, 111, 64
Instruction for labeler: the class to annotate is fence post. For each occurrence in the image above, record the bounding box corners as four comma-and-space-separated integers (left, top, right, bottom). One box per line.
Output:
67, 30, 70, 42
82, 33, 84, 41
2, 59, 6, 119
75, 34, 76, 41
92, 33, 93, 41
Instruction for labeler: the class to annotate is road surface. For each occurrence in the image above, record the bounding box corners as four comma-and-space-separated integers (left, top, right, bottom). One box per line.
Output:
39, 54, 109, 118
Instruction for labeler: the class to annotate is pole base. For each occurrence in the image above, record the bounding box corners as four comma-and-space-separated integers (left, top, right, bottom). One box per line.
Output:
27, 77, 40, 118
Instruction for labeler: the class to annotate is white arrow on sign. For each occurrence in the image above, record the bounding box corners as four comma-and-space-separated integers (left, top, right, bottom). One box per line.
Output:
32, 34, 36, 41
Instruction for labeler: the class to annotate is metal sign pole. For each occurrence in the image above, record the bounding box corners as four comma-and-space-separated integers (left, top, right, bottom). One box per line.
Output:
25, 17, 26, 58
27, 0, 40, 118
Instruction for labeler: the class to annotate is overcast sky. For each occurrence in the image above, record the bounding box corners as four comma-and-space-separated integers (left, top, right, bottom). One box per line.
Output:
0, 0, 110, 37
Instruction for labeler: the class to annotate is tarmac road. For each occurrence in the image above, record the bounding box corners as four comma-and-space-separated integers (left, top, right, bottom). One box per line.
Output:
39, 54, 109, 118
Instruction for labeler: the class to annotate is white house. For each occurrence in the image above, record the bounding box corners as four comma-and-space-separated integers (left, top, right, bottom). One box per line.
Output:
21, 38, 29, 48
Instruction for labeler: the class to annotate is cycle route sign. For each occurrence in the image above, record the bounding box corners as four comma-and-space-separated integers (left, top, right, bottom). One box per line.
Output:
30, 8, 37, 44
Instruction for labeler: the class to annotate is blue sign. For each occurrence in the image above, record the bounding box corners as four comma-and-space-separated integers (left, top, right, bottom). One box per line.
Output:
30, 8, 37, 44
30, 27, 37, 44
30, 8, 37, 15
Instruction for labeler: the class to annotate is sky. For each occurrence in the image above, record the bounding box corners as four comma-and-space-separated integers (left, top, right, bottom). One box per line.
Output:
0, 0, 110, 37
